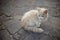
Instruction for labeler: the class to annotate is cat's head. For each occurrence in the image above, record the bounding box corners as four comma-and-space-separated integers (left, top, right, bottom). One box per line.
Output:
36, 7, 48, 21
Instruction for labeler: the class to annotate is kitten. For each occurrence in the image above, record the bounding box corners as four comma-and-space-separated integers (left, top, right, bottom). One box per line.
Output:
20, 7, 48, 33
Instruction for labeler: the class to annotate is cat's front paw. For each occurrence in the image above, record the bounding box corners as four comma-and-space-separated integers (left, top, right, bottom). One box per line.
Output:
35, 28, 44, 33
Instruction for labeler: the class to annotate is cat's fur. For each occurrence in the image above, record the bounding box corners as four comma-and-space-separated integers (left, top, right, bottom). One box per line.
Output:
20, 7, 48, 33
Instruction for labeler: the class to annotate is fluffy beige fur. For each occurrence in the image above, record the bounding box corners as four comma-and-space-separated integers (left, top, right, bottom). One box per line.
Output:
20, 7, 48, 33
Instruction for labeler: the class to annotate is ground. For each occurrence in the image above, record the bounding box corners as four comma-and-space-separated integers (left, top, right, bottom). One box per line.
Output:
0, 0, 60, 40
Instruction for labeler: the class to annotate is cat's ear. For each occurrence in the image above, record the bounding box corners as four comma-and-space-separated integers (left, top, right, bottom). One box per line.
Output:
35, 7, 41, 11
44, 9, 48, 14
36, 7, 41, 9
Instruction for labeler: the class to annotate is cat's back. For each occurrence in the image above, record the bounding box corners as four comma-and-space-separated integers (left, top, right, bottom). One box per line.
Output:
20, 10, 38, 27
21, 10, 38, 21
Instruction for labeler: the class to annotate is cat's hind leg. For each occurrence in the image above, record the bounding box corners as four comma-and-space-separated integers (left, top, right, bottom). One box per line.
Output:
23, 26, 44, 33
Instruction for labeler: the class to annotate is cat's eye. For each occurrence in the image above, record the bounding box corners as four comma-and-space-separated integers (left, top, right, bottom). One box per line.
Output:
39, 15, 41, 17
42, 15, 44, 17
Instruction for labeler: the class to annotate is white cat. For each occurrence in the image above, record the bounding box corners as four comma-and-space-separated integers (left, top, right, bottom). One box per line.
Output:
20, 7, 48, 33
